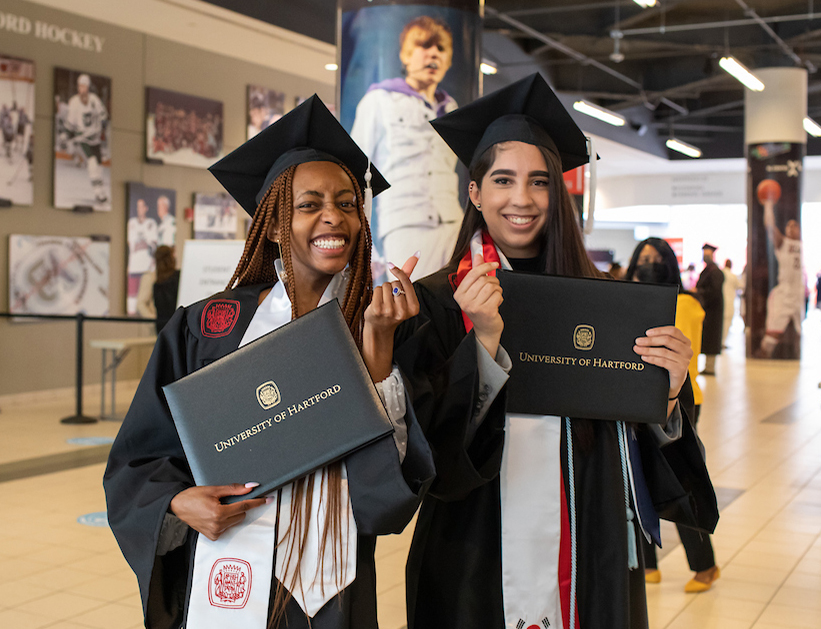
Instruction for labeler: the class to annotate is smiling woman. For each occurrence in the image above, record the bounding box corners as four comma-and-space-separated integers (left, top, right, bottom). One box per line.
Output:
104, 95, 434, 629
395, 73, 714, 629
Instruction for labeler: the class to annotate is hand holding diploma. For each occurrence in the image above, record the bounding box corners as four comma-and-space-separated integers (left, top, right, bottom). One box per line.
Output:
170, 482, 269, 541
633, 325, 693, 417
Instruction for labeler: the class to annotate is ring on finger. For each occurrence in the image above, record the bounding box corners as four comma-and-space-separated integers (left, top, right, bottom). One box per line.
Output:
392, 286, 405, 297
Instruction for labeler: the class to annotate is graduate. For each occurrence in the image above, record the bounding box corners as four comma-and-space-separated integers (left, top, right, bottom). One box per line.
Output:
394, 74, 718, 629
104, 96, 434, 629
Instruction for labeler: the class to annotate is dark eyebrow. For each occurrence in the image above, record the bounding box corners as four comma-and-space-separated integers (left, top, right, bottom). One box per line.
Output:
296, 189, 355, 198
488, 169, 550, 178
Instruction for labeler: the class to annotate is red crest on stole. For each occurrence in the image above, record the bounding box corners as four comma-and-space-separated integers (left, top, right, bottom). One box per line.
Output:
208, 558, 252, 608
201, 300, 240, 338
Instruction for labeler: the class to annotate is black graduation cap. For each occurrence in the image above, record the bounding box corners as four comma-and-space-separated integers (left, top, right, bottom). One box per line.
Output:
209, 95, 389, 216
430, 73, 590, 173
702, 243, 718, 251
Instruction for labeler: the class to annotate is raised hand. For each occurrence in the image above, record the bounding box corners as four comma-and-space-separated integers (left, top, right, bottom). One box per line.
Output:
363, 253, 421, 382
454, 254, 504, 357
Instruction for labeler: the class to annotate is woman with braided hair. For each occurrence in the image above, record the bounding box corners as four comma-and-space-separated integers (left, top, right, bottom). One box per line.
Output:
104, 96, 434, 629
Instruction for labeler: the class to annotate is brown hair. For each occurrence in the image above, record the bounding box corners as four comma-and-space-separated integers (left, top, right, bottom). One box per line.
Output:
450, 142, 603, 280
154, 245, 176, 283
450, 142, 602, 450
226, 162, 373, 625
399, 15, 453, 61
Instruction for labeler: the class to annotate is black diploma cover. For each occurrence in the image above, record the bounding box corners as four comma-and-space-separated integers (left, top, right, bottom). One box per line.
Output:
163, 301, 394, 503
498, 271, 678, 424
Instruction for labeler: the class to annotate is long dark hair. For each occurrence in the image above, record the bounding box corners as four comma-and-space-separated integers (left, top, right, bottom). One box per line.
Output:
624, 237, 686, 293
449, 143, 602, 279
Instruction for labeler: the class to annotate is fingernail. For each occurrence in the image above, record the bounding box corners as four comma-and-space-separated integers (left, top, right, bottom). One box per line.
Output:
387, 262, 396, 269
245, 482, 260, 488
413, 250, 421, 259
265, 496, 274, 504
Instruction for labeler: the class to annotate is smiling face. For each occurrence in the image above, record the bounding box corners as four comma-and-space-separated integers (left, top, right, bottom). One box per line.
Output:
268, 161, 361, 287
469, 141, 550, 259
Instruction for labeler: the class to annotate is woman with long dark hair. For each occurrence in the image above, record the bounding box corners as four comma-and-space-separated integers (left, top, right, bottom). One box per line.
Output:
104, 96, 434, 629
395, 74, 716, 629
625, 237, 720, 593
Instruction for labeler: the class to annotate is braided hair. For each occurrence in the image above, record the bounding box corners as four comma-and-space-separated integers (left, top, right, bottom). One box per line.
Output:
225, 161, 373, 626
226, 162, 373, 347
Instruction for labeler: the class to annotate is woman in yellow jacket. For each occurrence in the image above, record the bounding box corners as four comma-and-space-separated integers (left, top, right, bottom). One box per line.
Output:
625, 237, 720, 593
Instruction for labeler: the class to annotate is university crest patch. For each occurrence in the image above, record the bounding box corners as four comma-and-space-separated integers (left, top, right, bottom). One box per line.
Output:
208, 558, 251, 609
202, 300, 240, 338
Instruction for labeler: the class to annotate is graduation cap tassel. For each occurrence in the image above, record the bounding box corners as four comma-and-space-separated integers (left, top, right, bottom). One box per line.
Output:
364, 159, 373, 224
583, 136, 597, 235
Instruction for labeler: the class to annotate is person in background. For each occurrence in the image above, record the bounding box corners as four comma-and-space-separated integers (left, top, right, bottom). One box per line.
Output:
152, 246, 180, 333
625, 237, 721, 593
721, 259, 741, 348
696, 243, 724, 374
351, 15, 462, 280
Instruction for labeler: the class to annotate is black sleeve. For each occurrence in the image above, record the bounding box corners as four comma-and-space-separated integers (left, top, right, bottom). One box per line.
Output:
345, 385, 435, 536
103, 307, 196, 627
394, 279, 506, 502
636, 375, 719, 534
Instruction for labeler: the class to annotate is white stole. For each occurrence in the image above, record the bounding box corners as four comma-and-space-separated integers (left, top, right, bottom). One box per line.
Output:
468, 231, 567, 629
186, 265, 357, 627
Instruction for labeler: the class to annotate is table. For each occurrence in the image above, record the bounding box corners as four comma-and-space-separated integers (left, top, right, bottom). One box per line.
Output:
90, 337, 156, 420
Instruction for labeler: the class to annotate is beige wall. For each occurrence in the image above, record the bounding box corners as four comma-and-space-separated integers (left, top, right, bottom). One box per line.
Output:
0, 0, 334, 396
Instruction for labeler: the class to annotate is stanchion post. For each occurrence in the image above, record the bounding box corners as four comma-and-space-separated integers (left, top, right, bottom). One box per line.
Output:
60, 313, 98, 424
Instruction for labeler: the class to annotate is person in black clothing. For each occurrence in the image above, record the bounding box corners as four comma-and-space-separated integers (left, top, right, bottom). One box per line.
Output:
151, 245, 180, 333
696, 243, 724, 375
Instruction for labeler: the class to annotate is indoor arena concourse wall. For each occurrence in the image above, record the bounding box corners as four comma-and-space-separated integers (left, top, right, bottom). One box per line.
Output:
0, 0, 335, 396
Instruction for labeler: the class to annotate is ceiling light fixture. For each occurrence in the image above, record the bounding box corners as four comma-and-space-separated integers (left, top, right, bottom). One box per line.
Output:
666, 138, 702, 158
804, 117, 821, 137
633, 0, 657, 7
480, 60, 497, 75
324, 63, 338, 71
573, 100, 626, 126
718, 56, 765, 91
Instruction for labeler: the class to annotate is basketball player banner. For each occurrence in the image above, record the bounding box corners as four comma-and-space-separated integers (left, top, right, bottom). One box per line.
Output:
0, 54, 35, 207
53, 67, 112, 212
747, 142, 804, 360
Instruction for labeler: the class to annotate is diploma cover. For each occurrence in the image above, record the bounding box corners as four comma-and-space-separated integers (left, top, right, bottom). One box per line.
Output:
163, 301, 393, 503
498, 271, 678, 424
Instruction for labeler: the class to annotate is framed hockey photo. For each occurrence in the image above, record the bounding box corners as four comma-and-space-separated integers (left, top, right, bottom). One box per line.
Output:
247, 85, 285, 140
53, 67, 112, 211
9, 234, 110, 316
193, 192, 239, 240
0, 55, 35, 207
146, 87, 224, 168
126, 182, 177, 315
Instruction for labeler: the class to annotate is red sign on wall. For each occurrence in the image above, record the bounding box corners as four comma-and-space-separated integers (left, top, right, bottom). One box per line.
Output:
563, 165, 585, 195
665, 238, 684, 267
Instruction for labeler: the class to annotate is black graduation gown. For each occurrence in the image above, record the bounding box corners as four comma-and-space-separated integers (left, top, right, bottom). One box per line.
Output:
393, 267, 718, 629
696, 262, 724, 355
103, 283, 435, 629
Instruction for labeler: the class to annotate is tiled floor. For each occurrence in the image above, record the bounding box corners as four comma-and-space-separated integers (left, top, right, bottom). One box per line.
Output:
0, 312, 819, 628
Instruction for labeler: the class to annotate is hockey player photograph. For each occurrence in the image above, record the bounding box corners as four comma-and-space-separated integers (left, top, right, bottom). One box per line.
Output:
53, 67, 111, 211
146, 87, 224, 168
0, 54, 35, 206
126, 182, 176, 314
